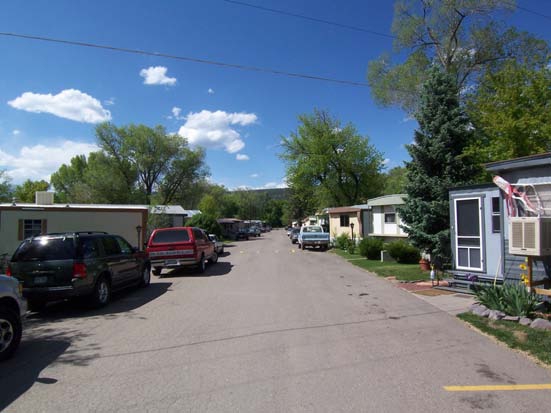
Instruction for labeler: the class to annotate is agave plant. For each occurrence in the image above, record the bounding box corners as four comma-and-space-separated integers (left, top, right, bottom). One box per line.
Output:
501, 283, 538, 317
473, 285, 504, 312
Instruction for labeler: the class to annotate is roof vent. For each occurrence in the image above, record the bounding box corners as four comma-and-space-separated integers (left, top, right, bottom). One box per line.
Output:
35, 191, 54, 205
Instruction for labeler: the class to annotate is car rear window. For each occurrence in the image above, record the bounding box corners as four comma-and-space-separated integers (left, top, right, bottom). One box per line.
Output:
12, 237, 76, 262
151, 229, 190, 244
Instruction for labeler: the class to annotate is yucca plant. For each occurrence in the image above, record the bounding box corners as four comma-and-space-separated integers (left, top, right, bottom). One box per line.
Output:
473, 285, 504, 312
501, 283, 538, 317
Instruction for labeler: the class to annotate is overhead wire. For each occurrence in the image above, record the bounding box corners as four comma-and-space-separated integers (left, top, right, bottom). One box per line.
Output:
221, 0, 395, 39
0, 31, 369, 88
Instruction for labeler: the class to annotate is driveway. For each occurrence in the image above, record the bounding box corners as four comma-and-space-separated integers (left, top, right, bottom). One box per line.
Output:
1, 229, 550, 412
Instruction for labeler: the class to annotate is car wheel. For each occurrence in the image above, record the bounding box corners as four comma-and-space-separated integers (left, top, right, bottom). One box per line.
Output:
0, 306, 22, 362
152, 267, 162, 276
28, 299, 47, 313
91, 276, 111, 308
220, 247, 224, 255
139, 265, 151, 288
209, 252, 218, 264
197, 255, 206, 273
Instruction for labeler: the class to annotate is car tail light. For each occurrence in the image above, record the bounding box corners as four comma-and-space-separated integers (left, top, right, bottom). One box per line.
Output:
5, 265, 12, 277
73, 262, 87, 279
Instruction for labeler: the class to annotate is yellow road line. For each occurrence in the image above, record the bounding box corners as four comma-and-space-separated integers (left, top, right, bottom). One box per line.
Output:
444, 384, 551, 392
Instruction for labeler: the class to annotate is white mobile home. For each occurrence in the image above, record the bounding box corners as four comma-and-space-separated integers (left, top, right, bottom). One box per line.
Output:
0, 194, 148, 256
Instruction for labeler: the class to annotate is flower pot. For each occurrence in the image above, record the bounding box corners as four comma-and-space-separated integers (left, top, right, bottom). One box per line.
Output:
419, 259, 430, 271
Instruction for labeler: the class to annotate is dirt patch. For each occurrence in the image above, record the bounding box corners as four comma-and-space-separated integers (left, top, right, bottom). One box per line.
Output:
513, 330, 528, 343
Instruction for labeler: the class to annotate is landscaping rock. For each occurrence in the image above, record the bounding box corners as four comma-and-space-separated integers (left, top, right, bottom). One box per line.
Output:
471, 305, 491, 317
503, 316, 520, 322
488, 310, 506, 320
530, 318, 551, 330
519, 317, 532, 326
470, 303, 486, 312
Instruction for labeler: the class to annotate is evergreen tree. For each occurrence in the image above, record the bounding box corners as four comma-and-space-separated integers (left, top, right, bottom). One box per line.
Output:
399, 66, 476, 262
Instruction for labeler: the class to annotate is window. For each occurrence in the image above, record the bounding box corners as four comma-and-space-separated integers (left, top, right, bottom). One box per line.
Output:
492, 197, 501, 233
78, 237, 100, 259
115, 236, 133, 254
339, 215, 350, 227
23, 219, 43, 239
384, 213, 396, 223
101, 236, 121, 256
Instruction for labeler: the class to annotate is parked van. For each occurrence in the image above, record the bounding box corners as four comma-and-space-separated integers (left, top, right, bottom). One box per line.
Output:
146, 227, 218, 276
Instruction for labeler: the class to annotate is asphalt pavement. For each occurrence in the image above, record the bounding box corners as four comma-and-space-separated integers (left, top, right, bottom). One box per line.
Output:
1, 229, 550, 412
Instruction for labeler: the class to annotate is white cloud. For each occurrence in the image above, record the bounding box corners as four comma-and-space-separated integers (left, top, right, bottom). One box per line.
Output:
8, 89, 111, 123
208, 88, 215, 95
172, 107, 182, 118
236, 153, 249, 161
382, 158, 390, 166
140, 66, 177, 86
259, 181, 288, 189
250, 173, 259, 178
0, 140, 100, 184
178, 110, 258, 153
104, 97, 116, 106
12, 129, 21, 136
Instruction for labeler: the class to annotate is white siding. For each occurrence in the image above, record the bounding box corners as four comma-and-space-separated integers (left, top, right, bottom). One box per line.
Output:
0, 209, 145, 256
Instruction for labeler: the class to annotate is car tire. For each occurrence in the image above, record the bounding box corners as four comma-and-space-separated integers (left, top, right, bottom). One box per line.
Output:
197, 255, 206, 273
209, 252, 218, 264
220, 247, 224, 255
0, 305, 22, 362
28, 299, 47, 313
91, 276, 111, 308
139, 265, 151, 288
152, 267, 162, 276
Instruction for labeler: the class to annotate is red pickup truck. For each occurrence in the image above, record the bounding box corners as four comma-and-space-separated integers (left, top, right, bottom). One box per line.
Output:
146, 227, 218, 276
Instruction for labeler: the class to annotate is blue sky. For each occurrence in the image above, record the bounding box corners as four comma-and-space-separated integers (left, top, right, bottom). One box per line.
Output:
1, 0, 551, 190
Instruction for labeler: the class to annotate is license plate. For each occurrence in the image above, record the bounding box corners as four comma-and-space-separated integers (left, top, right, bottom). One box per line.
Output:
165, 259, 178, 265
34, 276, 48, 284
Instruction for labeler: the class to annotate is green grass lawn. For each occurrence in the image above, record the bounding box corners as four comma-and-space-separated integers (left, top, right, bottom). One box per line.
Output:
331, 249, 430, 281
458, 312, 551, 366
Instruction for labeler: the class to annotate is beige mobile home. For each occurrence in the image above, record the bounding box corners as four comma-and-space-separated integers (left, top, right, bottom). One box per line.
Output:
0, 194, 148, 257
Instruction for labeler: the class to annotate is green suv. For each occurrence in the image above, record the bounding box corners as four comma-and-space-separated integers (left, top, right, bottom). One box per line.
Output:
9, 232, 150, 311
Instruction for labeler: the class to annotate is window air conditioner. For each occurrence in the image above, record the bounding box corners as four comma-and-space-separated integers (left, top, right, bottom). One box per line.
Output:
509, 217, 551, 256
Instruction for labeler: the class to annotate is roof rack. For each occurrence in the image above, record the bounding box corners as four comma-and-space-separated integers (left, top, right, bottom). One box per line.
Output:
44, 231, 109, 236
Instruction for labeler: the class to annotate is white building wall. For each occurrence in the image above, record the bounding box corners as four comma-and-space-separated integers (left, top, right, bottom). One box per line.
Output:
0, 209, 146, 256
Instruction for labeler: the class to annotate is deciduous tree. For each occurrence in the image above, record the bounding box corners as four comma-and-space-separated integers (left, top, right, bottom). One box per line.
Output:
368, 0, 549, 113
280, 110, 384, 212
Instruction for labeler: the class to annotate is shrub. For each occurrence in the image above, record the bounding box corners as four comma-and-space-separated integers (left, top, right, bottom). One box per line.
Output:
358, 237, 384, 260
347, 242, 356, 255
335, 234, 351, 250
385, 240, 420, 264
185, 214, 222, 237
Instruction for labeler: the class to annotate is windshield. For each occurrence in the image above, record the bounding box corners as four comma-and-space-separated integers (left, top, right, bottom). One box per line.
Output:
151, 229, 190, 243
12, 237, 76, 262
303, 226, 322, 233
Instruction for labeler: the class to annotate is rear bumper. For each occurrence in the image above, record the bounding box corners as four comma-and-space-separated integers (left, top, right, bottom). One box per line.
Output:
150, 258, 198, 268
23, 285, 92, 302
300, 240, 329, 246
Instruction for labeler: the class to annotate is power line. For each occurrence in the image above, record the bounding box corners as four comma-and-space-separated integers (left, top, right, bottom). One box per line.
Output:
0, 31, 370, 88
222, 0, 395, 39
516, 4, 551, 21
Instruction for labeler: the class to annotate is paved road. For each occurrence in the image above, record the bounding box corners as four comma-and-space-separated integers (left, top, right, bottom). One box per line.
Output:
2, 230, 550, 412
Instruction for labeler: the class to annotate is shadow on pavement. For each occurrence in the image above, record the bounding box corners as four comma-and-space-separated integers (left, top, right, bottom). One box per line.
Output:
25, 281, 173, 321
161, 261, 233, 278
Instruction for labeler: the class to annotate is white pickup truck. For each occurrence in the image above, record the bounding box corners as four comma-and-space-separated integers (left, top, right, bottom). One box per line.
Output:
297, 225, 330, 251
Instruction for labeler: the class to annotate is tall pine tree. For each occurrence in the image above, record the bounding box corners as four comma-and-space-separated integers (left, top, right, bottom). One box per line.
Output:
399, 66, 476, 262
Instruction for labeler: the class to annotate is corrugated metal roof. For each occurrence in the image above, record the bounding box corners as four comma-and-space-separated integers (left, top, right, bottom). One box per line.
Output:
0, 203, 148, 210
150, 205, 187, 215
367, 194, 406, 206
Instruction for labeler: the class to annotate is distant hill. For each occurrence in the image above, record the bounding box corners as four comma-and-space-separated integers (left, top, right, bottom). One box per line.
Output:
231, 187, 289, 200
